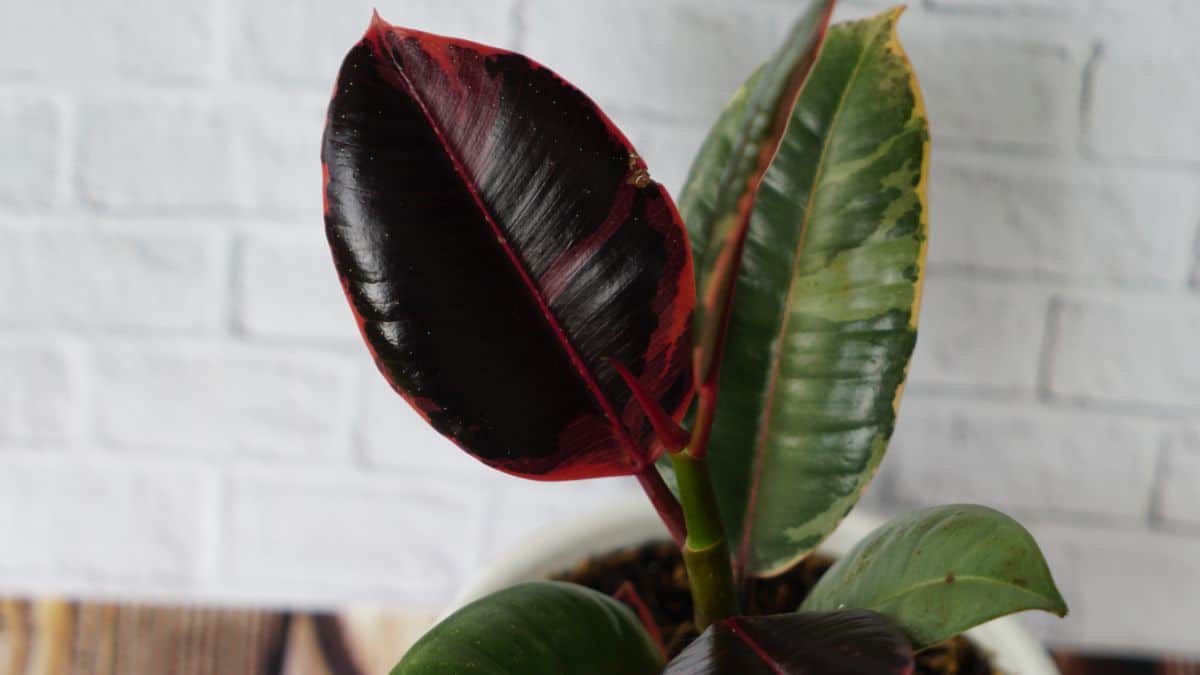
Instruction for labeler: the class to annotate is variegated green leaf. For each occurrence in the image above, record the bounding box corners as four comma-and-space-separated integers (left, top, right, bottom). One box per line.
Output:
707, 7, 930, 576
681, 0, 836, 384
800, 505, 1068, 648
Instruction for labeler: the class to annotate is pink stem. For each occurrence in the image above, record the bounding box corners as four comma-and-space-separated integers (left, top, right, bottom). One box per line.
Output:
636, 466, 685, 546
614, 581, 666, 660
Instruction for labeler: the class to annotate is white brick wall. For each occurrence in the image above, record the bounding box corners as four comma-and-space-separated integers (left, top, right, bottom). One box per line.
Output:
1157, 428, 1200, 530
78, 100, 243, 212
0, 0, 217, 82
0, 98, 61, 208
0, 0, 1197, 656
1023, 522, 1200, 655
906, 26, 1083, 150
907, 279, 1050, 394
0, 339, 81, 442
0, 226, 225, 331
0, 453, 218, 593
890, 398, 1162, 521
1047, 293, 1200, 410
234, 231, 358, 342
224, 466, 490, 606
929, 152, 1199, 285
91, 341, 357, 459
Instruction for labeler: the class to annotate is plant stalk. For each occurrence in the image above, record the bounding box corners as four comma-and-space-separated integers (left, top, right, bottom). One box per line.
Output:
669, 451, 738, 630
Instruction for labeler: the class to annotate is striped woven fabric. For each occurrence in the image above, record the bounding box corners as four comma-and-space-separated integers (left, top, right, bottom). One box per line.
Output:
1, 598, 1195, 675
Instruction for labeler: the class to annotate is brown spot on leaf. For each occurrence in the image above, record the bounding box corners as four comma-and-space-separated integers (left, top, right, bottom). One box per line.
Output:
945, 572, 956, 584
625, 152, 651, 187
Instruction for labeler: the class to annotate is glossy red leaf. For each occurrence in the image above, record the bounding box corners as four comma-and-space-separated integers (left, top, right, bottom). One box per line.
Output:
664, 610, 915, 675
322, 14, 695, 480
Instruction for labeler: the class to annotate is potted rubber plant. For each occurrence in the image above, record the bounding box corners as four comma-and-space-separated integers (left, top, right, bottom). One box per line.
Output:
320, 1, 1069, 673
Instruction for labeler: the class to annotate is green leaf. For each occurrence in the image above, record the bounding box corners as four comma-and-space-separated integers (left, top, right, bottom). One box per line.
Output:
704, 7, 929, 576
392, 581, 663, 675
681, 0, 836, 383
800, 505, 1069, 649
664, 610, 914, 674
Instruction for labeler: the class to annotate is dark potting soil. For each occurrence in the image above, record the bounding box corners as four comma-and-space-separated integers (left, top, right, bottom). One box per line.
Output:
553, 540, 996, 674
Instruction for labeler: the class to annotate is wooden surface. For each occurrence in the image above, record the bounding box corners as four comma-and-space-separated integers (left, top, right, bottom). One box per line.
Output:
0, 599, 432, 675
1, 597, 1195, 674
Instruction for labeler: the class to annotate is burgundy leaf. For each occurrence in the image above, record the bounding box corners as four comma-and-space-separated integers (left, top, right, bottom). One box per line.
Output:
322, 14, 695, 480
664, 610, 915, 675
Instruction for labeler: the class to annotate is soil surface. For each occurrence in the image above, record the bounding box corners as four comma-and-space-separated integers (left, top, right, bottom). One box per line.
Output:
554, 540, 996, 674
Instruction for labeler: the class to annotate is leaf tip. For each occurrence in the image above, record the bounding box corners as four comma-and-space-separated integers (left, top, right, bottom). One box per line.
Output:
1047, 585, 1070, 618
369, 7, 388, 31
366, 8, 402, 45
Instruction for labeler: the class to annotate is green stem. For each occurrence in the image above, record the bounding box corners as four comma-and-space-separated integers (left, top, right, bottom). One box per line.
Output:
669, 451, 739, 630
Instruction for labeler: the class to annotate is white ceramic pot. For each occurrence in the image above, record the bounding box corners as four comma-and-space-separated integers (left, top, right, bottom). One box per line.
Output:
450, 497, 1060, 675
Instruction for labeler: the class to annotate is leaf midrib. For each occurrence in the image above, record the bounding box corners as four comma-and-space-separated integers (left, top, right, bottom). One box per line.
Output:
727, 619, 787, 675
851, 573, 1062, 613
376, 34, 645, 467
740, 19, 888, 570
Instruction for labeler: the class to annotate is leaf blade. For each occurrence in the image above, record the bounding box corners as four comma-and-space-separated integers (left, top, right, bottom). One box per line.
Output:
704, 7, 930, 575
800, 505, 1068, 649
323, 15, 695, 480
664, 610, 914, 675
393, 581, 664, 675
682, 0, 837, 386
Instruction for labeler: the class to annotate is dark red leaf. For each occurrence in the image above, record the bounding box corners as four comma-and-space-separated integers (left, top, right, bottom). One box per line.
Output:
322, 14, 695, 480
664, 610, 915, 675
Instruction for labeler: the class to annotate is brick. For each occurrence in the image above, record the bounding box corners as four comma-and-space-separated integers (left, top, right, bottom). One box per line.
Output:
524, 0, 792, 122
1086, 2, 1200, 59
232, 94, 327, 219
907, 279, 1049, 394
892, 399, 1159, 519
1157, 429, 1200, 529
0, 339, 78, 441
833, 0, 921, 13
0, 0, 216, 81
930, 153, 1199, 286
236, 231, 358, 341
902, 22, 1080, 149
1047, 293, 1200, 410
926, 0, 1087, 13
359, 361, 487, 476
78, 100, 240, 213
230, 0, 517, 85
1085, 46, 1200, 163
226, 469, 487, 605
80, 93, 326, 218
0, 453, 214, 584
1025, 522, 1200, 654
0, 98, 61, 208
92, 341, 356, 459
483, 475, 641, 560
0, 228, 223, 332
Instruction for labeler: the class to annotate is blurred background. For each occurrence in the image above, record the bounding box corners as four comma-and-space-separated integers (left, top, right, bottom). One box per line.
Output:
0, 0, 1197, 661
